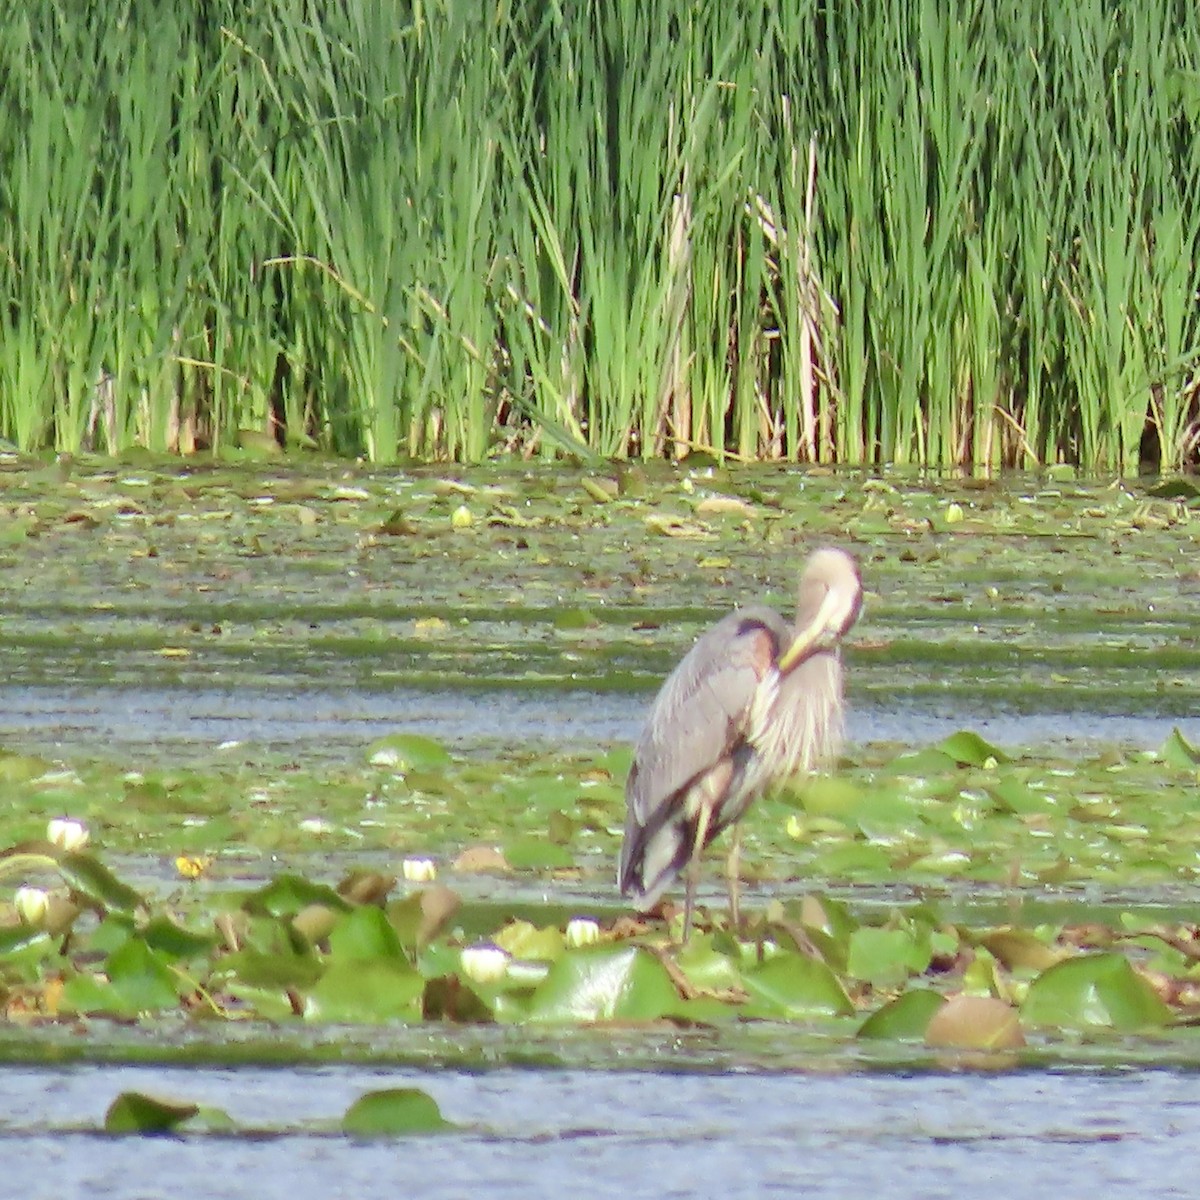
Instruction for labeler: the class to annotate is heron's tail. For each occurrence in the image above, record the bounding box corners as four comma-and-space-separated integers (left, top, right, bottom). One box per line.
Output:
617, 807, 694, 913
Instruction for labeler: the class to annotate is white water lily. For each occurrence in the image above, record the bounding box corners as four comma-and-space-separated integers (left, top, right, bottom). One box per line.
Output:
46, 818, 88, 852
564, 917, 601, 948
14, 886, 49, 926
402, 857, 437, 883
459, 943, 510, 984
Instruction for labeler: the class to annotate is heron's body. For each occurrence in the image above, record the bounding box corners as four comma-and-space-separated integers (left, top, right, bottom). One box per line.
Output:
618, 548, 861, 933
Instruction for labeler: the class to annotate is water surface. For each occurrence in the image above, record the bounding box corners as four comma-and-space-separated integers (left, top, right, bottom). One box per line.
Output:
5, 1063, 1194, 1199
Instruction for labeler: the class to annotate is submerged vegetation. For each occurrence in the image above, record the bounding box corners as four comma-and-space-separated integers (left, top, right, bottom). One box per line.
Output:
2, 1, 1200, 470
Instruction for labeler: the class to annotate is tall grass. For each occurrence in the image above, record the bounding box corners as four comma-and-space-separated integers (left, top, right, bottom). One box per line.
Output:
1, 0, 1199, 471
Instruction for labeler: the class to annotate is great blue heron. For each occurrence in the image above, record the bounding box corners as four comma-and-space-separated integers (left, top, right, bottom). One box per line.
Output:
618, 547, 862, 938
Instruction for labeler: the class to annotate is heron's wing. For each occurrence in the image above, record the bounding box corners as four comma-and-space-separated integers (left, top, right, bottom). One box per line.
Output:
625, 606, 786, 828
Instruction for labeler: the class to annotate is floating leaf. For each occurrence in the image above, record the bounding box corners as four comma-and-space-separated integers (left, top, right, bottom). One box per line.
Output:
789, 775, 863, 818
527, 945, 679, 1022
988, 777, 1056, 815
978, 927, 1063, 973
858, 988, 945, 1040
502, 837, 575, 870
695, 494, 755, 517
580, 477, 616, 504
847, 927, 929, 987
328, 905, 405, 961
492, 920, 565, 962
305, 959, 424, 1022
217, 946, 323, 991
675, 937, 743, 992
0, 750, 54, 783
925, 994, 1025, 1049
342, 1088, 451, 1136
106, 938, 182, 1012
140, 913, 217, 959
57, 852, 144, 914
937, 730, 1010, 768
291, 904, 340, 945
740, 951, 854, 1018
367, 733, 452, 771
552, 607, 598, 631
242, 875, 351, 919
1022, 953, 1173, 1031
105, 1092, 200, 1134
1159, 727, 1200, 768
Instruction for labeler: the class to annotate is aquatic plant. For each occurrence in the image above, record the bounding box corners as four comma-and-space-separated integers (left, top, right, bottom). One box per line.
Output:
1, 1, 1198, 469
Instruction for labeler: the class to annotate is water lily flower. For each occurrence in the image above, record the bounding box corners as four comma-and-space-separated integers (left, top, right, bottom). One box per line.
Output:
450, 504, 474, 529
459, 943, 510, 985
14, 886, 49, 926
46, 818, 88, 852
402, 857, 437, 883
565, 917, 601, 947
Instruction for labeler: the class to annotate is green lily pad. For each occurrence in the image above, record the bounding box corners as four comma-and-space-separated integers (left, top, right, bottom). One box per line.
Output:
104, 1091, 200, 1134
552, 606, 598, 631
937, 730, 1010, 768
342, 1088, 452, 1136
502, 837, 575, 870
1021, 952, 1173, 1031
740, 951, 854, 1018
140, 913, 217, 959
1159, 727, 1200, 768
366, 733, 452, 771
328, 905, 405, 961
846, 926, 929, 987
106, 937, 183, 1012
0, 750, 55, 783
527, 945, 680, 1022
305, 958, 424, 1022
58, 852, 144, 914
217, 946, 323, 991
243, 875, 352, 919
857, 988, 945, 1040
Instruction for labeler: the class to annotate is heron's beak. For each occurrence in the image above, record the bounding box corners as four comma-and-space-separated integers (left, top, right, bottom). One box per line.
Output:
777, 587, 843, 674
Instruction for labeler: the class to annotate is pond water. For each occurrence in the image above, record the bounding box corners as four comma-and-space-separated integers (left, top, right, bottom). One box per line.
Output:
1, 684, 1195, 763
4, 1062, 1195, 1199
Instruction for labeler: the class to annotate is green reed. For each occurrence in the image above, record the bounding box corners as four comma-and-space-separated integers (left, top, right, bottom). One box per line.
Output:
0, 0, 1198, 470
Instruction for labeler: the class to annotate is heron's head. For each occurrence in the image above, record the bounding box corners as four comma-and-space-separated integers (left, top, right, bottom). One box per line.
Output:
776, 547, 862, 673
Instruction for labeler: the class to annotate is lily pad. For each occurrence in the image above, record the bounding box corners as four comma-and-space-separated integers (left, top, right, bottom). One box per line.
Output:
858, 988, 945, 1040
305, 958, 425, 1022
342, 1088, 452, 1136
367, 733, 452, 771
1021, 953, 1173, 1031
58, 852, 144, 914
527, 945, 680, 1022
924, 994, 1025, 1050
740, 951, 854, 1018
1159, 726, 1200, 768
104, 1091, 201, 1134
937, 730, 1009, 768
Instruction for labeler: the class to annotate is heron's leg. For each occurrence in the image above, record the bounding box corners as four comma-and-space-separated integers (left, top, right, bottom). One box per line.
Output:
725, 825, 742, 932
682, 802, 713, 942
